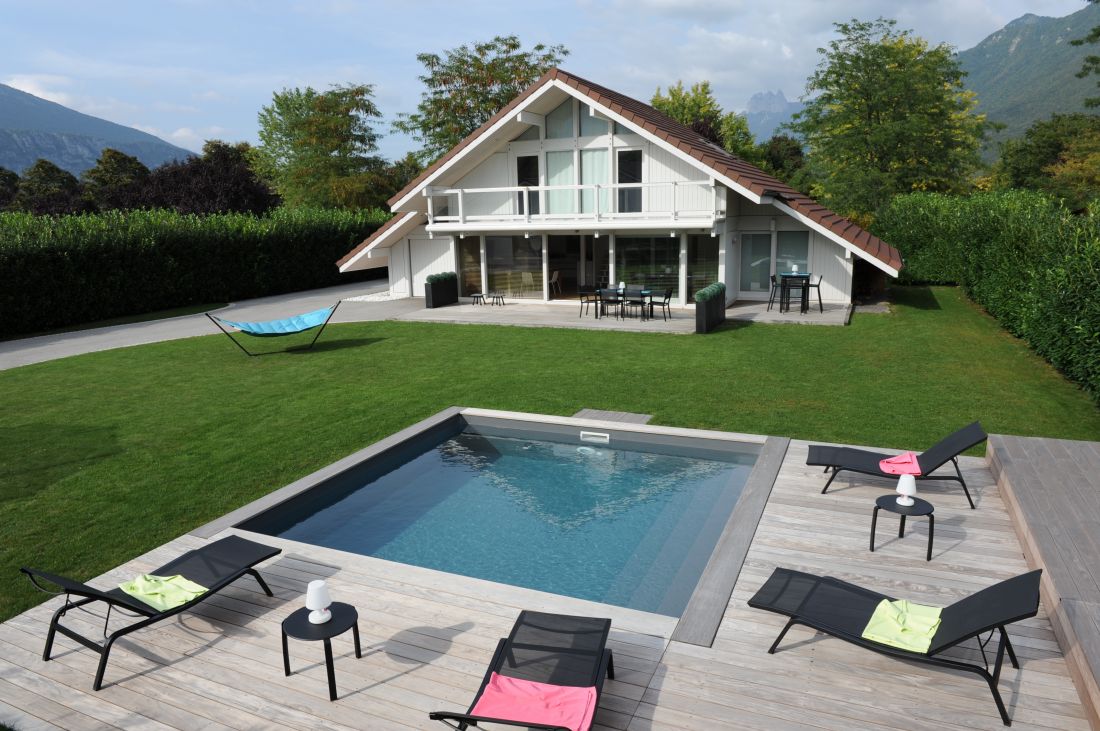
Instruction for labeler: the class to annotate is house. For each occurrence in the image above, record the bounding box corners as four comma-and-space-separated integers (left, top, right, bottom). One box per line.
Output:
336, 69, 902, 307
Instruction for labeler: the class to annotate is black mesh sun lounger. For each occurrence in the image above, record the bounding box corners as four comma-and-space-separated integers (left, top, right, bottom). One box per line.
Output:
21, 534, 281, 690
429, 610, 614, 730
748, 567, 1042, 726
806, 421, 988, 508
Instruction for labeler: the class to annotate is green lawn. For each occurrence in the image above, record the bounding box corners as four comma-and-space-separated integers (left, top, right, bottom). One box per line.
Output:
1, 285, 1097, 622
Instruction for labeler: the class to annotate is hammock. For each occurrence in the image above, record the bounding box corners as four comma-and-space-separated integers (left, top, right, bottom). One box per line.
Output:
206, 302, 340, 356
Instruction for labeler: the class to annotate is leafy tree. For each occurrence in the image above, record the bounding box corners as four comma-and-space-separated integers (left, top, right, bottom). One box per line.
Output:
147, 140, 277, 215
395, 35, 568, 164
760, 134, 807, 186
12, 159, 86, 215
788, 18, 988, 218
999, 113, 1100, 191
1072, 0, 1100, 107
0, 167, 18, 210
1043, 127, 1100, 211
81, 148, 150, 211
651, 81, 763, 164
253, 84, 383, 208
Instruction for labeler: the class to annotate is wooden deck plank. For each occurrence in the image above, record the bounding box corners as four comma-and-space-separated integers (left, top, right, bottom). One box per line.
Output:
0, 435, 1086, 730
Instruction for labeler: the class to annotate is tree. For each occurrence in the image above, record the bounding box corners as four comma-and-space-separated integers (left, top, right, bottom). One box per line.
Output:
253, 84, 384, 208
1043, 127, 1100, 211
651, 81, 763, 164
395, 35, 568, 164
12, 159, 85, 214
0, 167, 17, 210
81, 148, 149, 211
147, 140, 277, 215
788, 18, 988, 218
1071, 0, 1100, 107
760, 134, 807, 186
998, 113, 1100, 191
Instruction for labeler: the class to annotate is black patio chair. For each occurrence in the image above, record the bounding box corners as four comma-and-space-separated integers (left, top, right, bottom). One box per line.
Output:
748, 567, 1042, 726
429, 610, 614, 730
623, 285, 648, 320
806, 274, 824, 312
579, 289, 597, 317
596, 287, 622, 320
766, 274, 780, 311
651, 288, 674, 321
21, 534, 281, 690
806, 421, 987, 509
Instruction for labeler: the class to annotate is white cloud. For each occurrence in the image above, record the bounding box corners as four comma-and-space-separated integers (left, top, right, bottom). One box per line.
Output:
3, 74, 74, 106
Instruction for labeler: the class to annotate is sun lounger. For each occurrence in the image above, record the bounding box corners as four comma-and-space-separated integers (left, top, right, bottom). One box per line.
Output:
806, 421, 987, 508
21, 534, 280, 690
748, 567, 1042, 725
429, 610, 614, 730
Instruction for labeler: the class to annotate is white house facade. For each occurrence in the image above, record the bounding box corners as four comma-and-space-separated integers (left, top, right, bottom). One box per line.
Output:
338, 69, 902, 306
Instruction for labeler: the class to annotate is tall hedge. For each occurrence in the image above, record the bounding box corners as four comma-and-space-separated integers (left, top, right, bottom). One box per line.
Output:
873, 191, 1100, 402
0, 207, 388, 338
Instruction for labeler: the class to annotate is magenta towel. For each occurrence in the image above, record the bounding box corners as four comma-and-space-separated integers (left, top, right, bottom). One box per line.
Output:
879, 451, 922, 475
470, 672, 598, 731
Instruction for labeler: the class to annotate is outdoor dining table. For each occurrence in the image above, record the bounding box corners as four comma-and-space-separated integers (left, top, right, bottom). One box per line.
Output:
594, 287, 653, 320
779, 272, 811, 314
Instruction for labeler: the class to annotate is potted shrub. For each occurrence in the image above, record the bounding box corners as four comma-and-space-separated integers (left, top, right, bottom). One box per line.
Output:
694, 282, 727, 334
425, 271, 459, 309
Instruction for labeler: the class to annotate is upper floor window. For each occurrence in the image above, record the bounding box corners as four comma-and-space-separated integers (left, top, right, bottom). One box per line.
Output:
546, 100, 573, 139
617, 149, 642, 213
580, 104, 608, 136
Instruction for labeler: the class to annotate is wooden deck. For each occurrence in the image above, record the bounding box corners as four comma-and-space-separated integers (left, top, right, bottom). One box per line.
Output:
0, 439, 1088, 730
988, 434, 1100, 730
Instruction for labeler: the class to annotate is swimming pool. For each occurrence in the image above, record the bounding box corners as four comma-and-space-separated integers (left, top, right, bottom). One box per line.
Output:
234, 410, 762, 617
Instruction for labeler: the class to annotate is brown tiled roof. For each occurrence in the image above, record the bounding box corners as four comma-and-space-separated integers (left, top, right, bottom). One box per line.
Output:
345, 68, 902, 274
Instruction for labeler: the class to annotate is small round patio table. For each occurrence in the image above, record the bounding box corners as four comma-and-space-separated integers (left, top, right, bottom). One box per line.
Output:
281, 602, 361, 701
870, 495, 935, 561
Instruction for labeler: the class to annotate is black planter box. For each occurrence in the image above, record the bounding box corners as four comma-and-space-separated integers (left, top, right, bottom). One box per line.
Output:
695, 293, 727, 334
425, 278, 459, 309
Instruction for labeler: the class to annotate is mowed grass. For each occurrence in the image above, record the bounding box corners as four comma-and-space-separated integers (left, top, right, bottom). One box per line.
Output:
1, 285, 1098, 621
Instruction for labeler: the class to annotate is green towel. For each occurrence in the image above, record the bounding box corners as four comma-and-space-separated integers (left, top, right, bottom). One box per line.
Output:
861, 599, 942, 653
119, 574, 207, 612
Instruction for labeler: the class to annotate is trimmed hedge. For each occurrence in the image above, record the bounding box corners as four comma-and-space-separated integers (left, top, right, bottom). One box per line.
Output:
694, 281, 726, 334
425, 271, 457, 285
0, 207, 389, 338
873, 191, 1100, 402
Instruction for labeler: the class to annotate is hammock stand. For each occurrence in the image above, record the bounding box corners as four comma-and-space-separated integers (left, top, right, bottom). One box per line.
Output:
205, 302, 340, 356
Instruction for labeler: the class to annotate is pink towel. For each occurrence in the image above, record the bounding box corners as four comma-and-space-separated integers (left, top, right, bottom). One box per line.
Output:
879, 451, 922, 475
470, 672, 598, 731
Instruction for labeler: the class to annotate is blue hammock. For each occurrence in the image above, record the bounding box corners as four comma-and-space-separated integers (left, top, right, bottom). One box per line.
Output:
206, 302, 340, 356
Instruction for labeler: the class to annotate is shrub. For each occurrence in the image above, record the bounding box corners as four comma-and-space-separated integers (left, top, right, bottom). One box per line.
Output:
873, 191, 1100, 401
0, 207, 389, 338
693, 281, 726, 303
425, 271, 457, 285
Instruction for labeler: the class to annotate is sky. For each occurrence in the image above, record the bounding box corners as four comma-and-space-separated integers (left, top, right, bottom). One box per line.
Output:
0, 0, 1088, 161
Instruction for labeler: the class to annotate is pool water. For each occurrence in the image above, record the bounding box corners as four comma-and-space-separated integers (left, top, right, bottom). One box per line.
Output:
243, 431, 755, 616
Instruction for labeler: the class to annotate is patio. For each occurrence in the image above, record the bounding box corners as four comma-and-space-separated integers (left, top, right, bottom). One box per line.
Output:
394, 297, 851, 332
0, 433, 1088, 730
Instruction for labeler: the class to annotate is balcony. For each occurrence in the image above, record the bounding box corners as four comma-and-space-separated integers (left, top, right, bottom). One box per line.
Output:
423, 180, 725, 233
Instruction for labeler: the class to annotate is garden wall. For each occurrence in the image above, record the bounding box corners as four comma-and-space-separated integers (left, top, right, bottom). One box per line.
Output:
0, 207, 388, 338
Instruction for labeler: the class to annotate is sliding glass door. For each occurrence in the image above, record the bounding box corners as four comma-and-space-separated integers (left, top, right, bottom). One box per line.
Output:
740, 233, 772, 293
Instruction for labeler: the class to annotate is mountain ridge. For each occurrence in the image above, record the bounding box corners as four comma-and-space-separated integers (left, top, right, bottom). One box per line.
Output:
0, 83, 192, 175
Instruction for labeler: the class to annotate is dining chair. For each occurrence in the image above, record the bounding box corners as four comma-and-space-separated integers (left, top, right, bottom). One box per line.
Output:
623, 285, 648, 320
806, 275, 824, 313
549, 270, 562, 297
652, 288, 674, 321
767, 274, 780, 311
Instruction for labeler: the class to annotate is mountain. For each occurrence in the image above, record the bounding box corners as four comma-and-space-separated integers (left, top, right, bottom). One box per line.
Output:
744, 90, 803, 141
958, 2, 1100, 153
0, 84, 192, 175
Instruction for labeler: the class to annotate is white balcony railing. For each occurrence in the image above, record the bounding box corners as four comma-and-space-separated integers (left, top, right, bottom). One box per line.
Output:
423, 180, 724, 228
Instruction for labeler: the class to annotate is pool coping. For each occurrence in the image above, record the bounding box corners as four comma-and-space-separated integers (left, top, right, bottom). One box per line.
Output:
193, 407, 784, 647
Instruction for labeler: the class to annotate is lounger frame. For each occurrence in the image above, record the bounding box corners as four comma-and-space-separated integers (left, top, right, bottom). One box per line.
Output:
21, 535, 280, 690
206, 300, 340, 357
429, 610, 614, 731
749, 568, 1042, 726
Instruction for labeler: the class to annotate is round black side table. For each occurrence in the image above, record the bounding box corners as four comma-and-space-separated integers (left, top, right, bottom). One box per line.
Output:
870, 495, 935, 561
281, 602, 361, 701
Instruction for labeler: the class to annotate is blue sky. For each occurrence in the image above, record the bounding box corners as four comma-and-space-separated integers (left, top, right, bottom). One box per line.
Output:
0, 0, 1088, 161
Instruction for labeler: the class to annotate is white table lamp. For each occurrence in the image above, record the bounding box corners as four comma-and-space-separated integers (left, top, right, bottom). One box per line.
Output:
896, 474, 917, 507
305, 580, 332, 624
